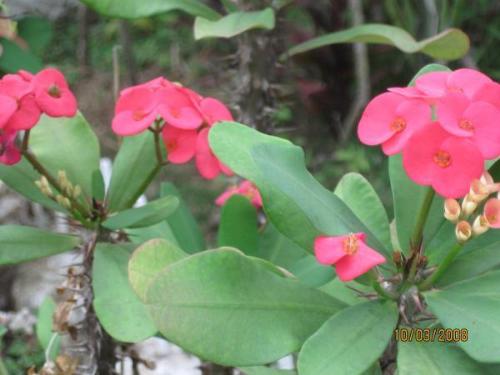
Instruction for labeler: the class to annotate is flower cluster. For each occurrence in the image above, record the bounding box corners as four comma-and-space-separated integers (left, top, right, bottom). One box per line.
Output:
444, 172, 500, 242
0, 68, 77, 165
215, 180, 263, 209
358, 68, 500, 198
112, 77, 233, 179
314, 233, 386, 281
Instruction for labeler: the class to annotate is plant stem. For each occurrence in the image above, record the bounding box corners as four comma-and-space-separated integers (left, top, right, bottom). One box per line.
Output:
368, 269, 398, 300
419, 242, 463, 290
410, 188, 435, 248
122, 164, 161, 209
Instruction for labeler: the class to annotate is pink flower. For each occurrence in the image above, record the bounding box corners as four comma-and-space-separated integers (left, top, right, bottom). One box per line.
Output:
195, 128, 232, 180
314, 233, 386, 282
216, 180, 263, 208
0, 129, 21, 165
0, 93, 19, 129
437, 93, 500, 159
402, 122, 484, 198
199, 98, 233, 126
357, 92, 430, 155
162, 125, 198, 164
120, 77, 175, 96
32, 68, 77, 117
112, 87, 158, 136
472, 81, 500, 109
484, 198, 500, 228
156, 88, 203, 129
0, 74, 41, 131
415, 69, 492, 99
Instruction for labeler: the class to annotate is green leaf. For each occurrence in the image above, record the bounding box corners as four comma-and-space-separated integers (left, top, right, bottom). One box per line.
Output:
217, 195, 258, 255
30, 112, 101, 200
334, 172, 392, 254
93, 243, 157, 343
107, 131, 160, 212
425, 270, 500, 362
161, 183, 205, 253
36, 297, 60, 360
80, 0, 220, 20
397, 340, 500, 374
0, 225, 79, 265
146, 248, 345, 366
91, 169, 106, 202
0, 37, 43, 73
128, 238, 187, 301
209, 122, 389, 258
126, 221, 180, 246
288, 255, 333, 287
0, 325, 6, 337
194, 8, 275, 40
319, 278, 373, 306
17, 17, 53, 56
254, 222, 307, 270
297, 300, 398, 375
436, 230, 500, 286
0, 158, 64, 212
240, 367, 296, 375
103, 196, 179, 230
220, 0, 238, 13
284, 24, 469, 61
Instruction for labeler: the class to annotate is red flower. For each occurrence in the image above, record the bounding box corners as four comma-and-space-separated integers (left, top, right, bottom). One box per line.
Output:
32, 68, 77, 117
402, 122, 484, 198
0, 129, 21, 165
314, 233, 386, 282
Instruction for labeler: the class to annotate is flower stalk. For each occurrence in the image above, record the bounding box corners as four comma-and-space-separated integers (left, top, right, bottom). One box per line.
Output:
419, 242, 463, 290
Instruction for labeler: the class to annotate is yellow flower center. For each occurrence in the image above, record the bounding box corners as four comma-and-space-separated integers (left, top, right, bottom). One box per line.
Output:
342, 234, 359, 255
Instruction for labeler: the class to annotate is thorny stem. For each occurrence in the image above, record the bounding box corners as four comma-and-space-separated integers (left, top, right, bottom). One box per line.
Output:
419, 242, 463, 290
21, 131, 93, 224
368, 269, 398, 300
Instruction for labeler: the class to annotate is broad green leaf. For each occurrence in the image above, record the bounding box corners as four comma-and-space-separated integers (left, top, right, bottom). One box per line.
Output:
0, 325, 6, 337
30, 112, 100, 200
398, 340, 500, 375
252, 143, 390, 260
289, 255, 333, 287
80, 0, 220, 20
254, 223, 307, 270
240, 367, 296, 375
103, 196, 179, 230
436, 230, 500, 286
17, 17, 53, 56
107, 131, 160, 212
93, 243, 157, 343
0, 158, 64, 212
425, 270, 500, 362
297, 300, 398, 375
128, 239, 187, 301
220, 0, 238, 13
36, 297, 60, 360
161, 183, 205, 253
389, 154, 445, 252
334, 172, 392, 252
209, 122, 388, 257
146, 248, 345, 366
319, 278, 373, 306
0, 37, 43, 72
284, 24, 469, 61
126, 221, 180, 246
91, 169, 106, 202
194, 8, 275, 40
217, 195, 258, 255
0, 225, 79, 265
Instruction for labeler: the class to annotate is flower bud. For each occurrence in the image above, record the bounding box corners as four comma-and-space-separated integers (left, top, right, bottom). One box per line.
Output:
58, 170, 69, 190
472, 215, 489, 236
73, 185, 81, 199
484, 198, 500, 228
461, 194, 477, 217
455, 220, 472, 243
469, 179, 489, 203
56, 194, 71, 209
444, 199, 461, 222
